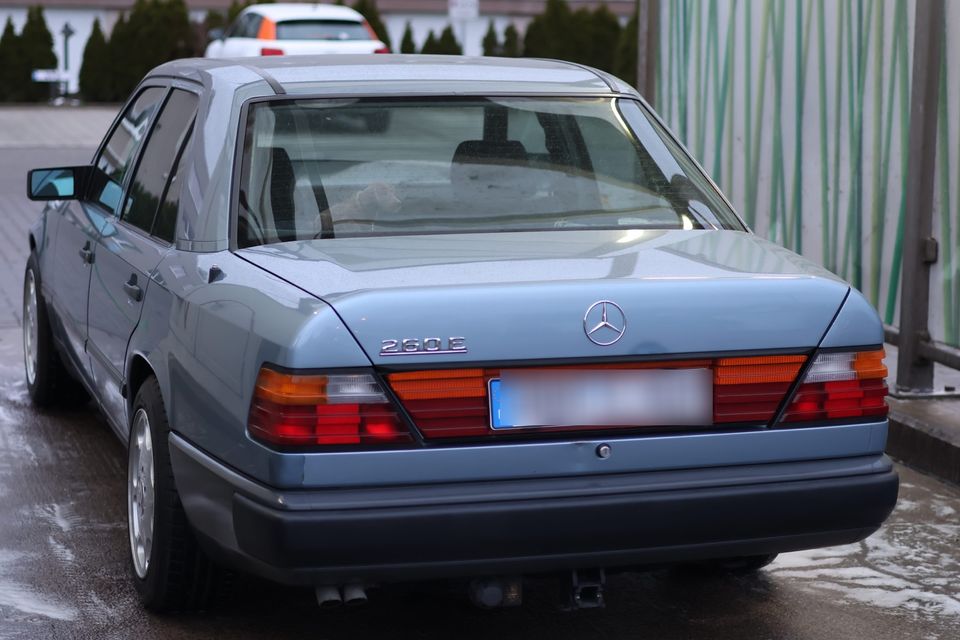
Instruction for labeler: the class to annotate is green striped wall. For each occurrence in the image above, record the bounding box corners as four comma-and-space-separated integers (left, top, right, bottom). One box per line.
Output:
654, 0, 960, 347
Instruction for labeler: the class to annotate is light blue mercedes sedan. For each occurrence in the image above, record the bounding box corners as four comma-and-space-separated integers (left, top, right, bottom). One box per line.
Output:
24, 55, 897, 612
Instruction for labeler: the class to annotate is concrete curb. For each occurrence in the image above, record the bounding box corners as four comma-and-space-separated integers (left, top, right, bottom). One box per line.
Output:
887, 402, 960, 486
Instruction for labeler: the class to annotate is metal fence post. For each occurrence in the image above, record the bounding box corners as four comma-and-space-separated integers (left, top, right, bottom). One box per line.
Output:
636, 0, 658, 103
896, 0, 944, 393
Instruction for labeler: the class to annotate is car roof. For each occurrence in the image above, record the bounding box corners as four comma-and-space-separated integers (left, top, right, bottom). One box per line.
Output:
243, 3, 364, 23
149, 55, 639, 98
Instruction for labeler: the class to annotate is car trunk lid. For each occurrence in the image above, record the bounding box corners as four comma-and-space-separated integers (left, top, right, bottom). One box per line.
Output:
236, 229, 849, 366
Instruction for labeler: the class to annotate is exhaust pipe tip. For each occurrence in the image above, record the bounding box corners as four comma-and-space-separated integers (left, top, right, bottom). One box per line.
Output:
468, 576, 523, 609
341, 583, 368, 606
315, 585, 343, 609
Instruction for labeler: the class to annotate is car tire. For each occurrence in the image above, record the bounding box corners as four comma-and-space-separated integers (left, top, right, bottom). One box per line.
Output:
23, 254, 88, 407
128, 375, 222, 611
693, 553, 779, 574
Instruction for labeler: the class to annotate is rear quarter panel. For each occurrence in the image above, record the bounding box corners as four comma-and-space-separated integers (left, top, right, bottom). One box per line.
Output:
128, 250, 371, 482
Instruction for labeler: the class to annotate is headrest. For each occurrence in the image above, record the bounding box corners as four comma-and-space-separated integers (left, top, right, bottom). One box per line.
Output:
452, 140, 529, 166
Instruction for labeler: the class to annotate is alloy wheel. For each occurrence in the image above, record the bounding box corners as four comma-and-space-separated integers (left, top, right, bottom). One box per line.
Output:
128, 408, 155, 580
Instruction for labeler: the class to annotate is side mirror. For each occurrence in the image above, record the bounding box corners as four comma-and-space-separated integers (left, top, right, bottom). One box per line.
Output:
208, 28, 225, 41
27, 166, 90, 201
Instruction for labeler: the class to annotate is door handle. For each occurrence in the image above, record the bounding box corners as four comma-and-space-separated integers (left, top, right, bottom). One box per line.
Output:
123, 275, 143, 302
78, 242, 94, 264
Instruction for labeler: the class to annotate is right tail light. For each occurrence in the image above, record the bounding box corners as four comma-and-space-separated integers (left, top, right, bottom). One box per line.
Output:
780, 349, 888, 423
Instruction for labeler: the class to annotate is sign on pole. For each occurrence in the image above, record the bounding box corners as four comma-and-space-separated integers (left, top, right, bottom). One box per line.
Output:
32, 69, 70, 83
449, 0, 479, 21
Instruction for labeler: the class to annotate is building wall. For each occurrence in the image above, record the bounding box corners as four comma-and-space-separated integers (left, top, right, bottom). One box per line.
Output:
654, 0, 960, 348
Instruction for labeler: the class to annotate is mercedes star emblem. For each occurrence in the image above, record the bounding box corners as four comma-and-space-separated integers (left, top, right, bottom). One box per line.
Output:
583, 300, 626, 346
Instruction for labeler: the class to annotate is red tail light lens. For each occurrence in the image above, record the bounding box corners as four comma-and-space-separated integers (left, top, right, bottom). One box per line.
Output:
374, 46, 390, 54
248, 368, 411, 446
260, 47, 284, 56
781, 349, 888, 423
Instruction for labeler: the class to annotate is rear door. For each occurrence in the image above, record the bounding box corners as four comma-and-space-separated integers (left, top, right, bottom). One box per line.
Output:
86, 88, 199, 427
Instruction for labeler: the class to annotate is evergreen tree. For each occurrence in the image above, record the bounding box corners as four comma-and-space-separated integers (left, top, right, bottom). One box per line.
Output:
420, 30, 439, 55
352, 0, 391, 51
501, 23, 520, 57
108, 0, 194, 99
0, 18, 22, 102
523, 0, 575, 61
226, 0, 246, 23
204, 10, 226, 32
437, 25, 461, 55
481, 20, 499, 56
20, 7, 58, 101
578, 4, 620, 73
79, 19, 111, 102
615, 13, 638, 87
106, 13, 132, 101
399, 21, 415, 53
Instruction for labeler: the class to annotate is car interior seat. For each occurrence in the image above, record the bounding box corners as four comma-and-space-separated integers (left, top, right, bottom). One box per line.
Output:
450, 139, 530, 217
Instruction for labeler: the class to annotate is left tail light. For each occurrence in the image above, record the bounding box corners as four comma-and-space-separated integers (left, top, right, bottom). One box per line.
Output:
781, 349, 888, 422
248, 368, 412, 446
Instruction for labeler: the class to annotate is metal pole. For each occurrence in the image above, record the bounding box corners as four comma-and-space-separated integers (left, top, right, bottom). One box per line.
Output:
636, 0, 657, 103
61, 22, 74, 71
896, 0, 944, 393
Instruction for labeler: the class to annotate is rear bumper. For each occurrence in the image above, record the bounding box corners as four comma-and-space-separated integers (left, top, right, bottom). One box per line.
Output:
169, 434, 899, 585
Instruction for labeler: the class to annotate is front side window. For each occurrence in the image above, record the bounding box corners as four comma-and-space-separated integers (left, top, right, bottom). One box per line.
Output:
95, 86, 165, 212
236, 97, 743, 248
121, 89, 198, 238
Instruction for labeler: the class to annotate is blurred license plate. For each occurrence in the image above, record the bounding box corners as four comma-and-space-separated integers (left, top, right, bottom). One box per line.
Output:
489, 369, 712, 429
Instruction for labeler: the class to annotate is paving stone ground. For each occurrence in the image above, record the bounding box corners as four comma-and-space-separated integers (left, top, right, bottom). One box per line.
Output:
0, 107, 117, 330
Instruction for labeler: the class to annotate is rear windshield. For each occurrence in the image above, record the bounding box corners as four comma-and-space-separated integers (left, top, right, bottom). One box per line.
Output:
236, 97, 743, 247
275, 20, 370, 41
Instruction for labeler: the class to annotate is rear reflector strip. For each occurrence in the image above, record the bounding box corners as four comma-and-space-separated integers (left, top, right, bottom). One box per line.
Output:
386, 354, 873, 438
712, 355, 805, 424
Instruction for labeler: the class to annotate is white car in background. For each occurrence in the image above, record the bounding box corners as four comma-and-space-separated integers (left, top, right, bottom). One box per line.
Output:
205, 3, 389, 58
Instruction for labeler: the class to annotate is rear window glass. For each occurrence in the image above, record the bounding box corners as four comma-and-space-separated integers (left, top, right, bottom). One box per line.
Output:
275, 20, 370, 41
235, 97, 743, 247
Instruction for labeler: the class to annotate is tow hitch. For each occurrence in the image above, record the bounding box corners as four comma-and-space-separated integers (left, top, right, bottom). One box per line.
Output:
569, 568, 605, 609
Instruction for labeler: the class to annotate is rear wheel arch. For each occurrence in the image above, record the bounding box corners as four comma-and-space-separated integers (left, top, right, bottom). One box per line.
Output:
127, 354, 156, 428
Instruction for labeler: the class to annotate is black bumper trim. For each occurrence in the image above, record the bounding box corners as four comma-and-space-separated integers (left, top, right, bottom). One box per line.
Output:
230, 468, 898, 580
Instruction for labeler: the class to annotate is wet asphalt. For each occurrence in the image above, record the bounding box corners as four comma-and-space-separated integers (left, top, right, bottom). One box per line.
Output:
1, 134, 959, 640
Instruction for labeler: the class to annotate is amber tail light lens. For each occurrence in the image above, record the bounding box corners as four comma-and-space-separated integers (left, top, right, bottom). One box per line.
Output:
780, 349, 888, 423
248, 368, 412, 446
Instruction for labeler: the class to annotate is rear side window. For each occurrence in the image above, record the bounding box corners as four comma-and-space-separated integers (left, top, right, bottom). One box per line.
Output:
121, 89, 198, 240
227, 12, 261, 38
151, 143, 190, 244
275, 20, 370, 41
95, 86, 165, 212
